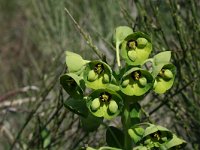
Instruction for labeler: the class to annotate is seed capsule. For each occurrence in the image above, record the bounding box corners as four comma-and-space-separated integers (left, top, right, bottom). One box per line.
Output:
108, 100, 118, 114
103, 73, 110, 83
121, 79, 130, 87
163, 69, 173, 80
136, 37, 148, 49
127, 50, 137, 62
87, 70, 97, 81
138, 77, 147, 87
91, 98, 100, 111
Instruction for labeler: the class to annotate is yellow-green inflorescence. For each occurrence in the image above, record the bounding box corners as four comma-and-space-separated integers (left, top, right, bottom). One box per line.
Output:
153, 64, 176, 94
88, 90, 123, 120
90, 92, 118, 114
84, 61, 112, 90
121, 32, 152, 66
120, 69, 154, 96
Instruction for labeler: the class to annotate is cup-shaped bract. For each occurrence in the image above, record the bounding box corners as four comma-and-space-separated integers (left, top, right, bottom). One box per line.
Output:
112, 26, 133, 46
151, 51, 172, 78
163, 134, 186, 149
87, 89, 123, 120
121, 32, 152, 66
142, 124, 172, 144
83, 60, 112, 90
153, 64, 176, 94
129, 124, 174, 150
60, 73, 84, 97
120, 68, 154, 96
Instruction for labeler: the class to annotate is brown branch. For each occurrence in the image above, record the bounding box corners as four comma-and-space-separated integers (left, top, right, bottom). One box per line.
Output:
0, 86, 39, 102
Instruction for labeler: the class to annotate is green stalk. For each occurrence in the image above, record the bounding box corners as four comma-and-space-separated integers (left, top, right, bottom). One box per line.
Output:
116, 42, 121, 67
122, 99, 132, 150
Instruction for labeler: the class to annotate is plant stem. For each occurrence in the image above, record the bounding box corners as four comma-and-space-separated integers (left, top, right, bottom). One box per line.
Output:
116, 42, 121, 67
122, 99, 132, 150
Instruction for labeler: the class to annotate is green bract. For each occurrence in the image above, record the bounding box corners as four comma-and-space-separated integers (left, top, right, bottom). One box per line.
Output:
83, 60, 112, 90
87, 89, 123, 119
151, 51, 172, 77
142, 124, 172, 144
120, 68, 154, 96
113, 26, 133, 45
128, 126, 145, 144
129, 123, 184, 150
60, 73, 84, 97
163, 134, 186, 149
153, 64, 176, 94
121, 32, 152, 66
65, 51, 89, 75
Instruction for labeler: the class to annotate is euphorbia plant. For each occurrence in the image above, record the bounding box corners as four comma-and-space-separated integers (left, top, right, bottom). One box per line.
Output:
60, 26, 186, 150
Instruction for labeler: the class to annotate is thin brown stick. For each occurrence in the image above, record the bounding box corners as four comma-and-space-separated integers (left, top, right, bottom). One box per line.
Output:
0, 86, 39, 102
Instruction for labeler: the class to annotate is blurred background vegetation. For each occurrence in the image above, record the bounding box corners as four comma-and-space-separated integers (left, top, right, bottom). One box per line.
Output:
0, 0, 200, 149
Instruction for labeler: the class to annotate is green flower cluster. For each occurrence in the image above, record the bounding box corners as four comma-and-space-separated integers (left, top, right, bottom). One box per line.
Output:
60, 26, 185, 150
129, 123, 186, 150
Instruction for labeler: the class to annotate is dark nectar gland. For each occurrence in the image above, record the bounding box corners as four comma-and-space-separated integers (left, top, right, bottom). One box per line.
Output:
127, 40, 137, 50
94, 63, 104, 75
150, 131, 161, 141
99, 92, 112, 102
132, 71, 141, 81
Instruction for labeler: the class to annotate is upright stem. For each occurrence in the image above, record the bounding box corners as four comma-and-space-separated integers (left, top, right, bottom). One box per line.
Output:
116, 42, 121, 67
122, 99, 132, 150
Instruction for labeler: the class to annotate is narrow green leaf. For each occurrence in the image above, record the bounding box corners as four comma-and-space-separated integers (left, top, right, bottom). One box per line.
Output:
43, 135, 51, 148
60, 73, 85, 97
40, 128, 51, 149
106, 126, 124, 148
64, 97, 88, 117
80, 113, 103, 132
